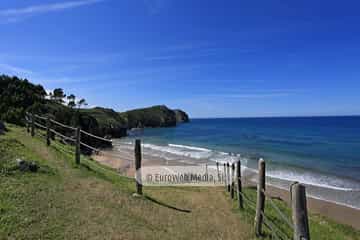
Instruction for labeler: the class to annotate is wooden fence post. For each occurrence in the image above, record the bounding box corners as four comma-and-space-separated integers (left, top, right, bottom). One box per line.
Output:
26, 113, 30, 133
135, 139, 143, 195
46, 117, 51, 146
227, 162, 231, 192
231, 163, 235, 199
255, 158, 265, 236
291, 183, 310, 240
237, 160, 243, 209
31, 113, 35, 137
216, 162, 220, 182
223, 163, 227, 190
75, 127, 81, 164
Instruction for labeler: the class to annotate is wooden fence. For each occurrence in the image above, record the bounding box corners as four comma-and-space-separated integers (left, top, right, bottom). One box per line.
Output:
25, 112, 113, 165
26, 112, 310, 240
216, 158, 310, 240
134, 138, 311, 240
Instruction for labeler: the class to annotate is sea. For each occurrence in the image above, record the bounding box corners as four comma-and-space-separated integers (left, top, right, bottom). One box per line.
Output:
113, 116, 360, 209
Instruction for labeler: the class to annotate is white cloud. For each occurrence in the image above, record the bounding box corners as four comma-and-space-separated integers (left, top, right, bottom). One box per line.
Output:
0, 63, 33, 75
0, 0, 104, 22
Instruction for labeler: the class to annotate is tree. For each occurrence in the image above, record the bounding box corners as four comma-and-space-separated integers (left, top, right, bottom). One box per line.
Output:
67, 94, 76, 109
51, 88, 66, 103
0, 75, 47, 125
77, 98, 88, 109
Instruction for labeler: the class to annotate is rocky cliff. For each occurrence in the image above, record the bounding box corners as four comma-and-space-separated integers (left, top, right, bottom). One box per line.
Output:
80, 107, 127, 138
83, 105, 190, 137
174, 109, 190, 123
119, 105, 178, 129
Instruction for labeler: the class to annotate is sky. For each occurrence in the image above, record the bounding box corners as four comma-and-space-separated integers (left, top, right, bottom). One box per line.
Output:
0, 0, 360, 118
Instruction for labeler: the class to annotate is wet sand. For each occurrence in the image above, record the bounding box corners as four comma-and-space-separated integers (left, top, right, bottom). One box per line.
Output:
93, 150, 360, 230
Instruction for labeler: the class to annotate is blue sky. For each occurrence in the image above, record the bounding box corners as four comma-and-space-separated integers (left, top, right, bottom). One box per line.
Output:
0, 0, 360, 118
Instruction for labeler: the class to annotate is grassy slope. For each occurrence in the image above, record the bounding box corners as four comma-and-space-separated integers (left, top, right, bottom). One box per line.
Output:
231, 188, 360, 240
80, 107, 127, 128
0, 125, 253, 240
0, 125, 359, 240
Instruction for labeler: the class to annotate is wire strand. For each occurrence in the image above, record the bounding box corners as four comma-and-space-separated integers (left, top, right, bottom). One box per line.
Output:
80, 129, 112, 143
80, 141, 100, 153
50, 129, 75, 142
33, 114, 47, 121
50, 119, 77, 131
261, 211, 291, 240
263, 190, 294, 230
34, 121, 46, 130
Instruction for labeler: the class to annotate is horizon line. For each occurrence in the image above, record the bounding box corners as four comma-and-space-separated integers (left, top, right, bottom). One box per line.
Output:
190, 114, 360, 120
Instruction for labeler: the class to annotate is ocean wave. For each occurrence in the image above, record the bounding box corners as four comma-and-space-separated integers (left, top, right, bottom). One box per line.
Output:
168, 144, 212, 152
267, 170, 360, 192
113, 140, 360, 192
142, 143, 213, 159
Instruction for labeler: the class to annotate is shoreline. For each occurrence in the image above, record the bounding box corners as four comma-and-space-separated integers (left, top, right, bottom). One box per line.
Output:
92, 150, 360, 230
265, 185, 360, 230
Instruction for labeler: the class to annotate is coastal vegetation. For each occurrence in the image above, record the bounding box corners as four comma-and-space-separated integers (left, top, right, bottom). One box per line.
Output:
119, 105, 189, 129
0, 124, 359, 239
0, 74, 189, 147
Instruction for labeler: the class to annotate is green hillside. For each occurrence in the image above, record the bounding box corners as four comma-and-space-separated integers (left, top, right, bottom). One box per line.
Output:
119, 105, 179, 128
0, 75, 189, 141
1, 124, 359, 239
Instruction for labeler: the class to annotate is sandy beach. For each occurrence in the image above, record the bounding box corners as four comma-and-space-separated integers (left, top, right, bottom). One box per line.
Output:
93, 149, 360, 230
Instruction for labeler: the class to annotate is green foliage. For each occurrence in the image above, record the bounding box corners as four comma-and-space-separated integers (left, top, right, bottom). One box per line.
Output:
67, 94, 76, 109
50, 88, 66, 103
80, 107, 127, 138
0, 74, 189, 143
77, 98, 87, 109
174, 109, 190, 123
119, 105, 177, 128
0, 75, 46, 125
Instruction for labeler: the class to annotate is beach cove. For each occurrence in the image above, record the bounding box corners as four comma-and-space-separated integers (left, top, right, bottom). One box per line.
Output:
94, 116, 360, 230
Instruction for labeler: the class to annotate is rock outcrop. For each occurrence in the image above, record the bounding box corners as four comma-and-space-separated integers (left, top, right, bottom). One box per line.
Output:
119, 105, 178, 129
174, 109, 190, 123
80, 107, 127, 138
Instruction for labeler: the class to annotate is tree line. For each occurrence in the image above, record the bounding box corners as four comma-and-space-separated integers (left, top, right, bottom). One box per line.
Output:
49, 88, 87, 109
0, 75, 88, 125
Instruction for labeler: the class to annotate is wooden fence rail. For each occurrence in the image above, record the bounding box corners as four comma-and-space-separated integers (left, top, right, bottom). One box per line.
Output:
215, 156, 310, 240
26, 112, 310, 239
25, 112, 112, 166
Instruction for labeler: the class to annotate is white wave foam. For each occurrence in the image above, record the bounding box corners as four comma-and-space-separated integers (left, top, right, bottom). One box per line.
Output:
114, 140, 360, 193
267, 170, 359, 192
142, 143, 213, 159
168, 144, 211, 152
266, 182, 360, 210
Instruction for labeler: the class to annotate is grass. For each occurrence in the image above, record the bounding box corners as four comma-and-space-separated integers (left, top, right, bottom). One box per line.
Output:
80, 107, 127, 128
228, 187, 360, 240
0, 125, 253, 239
0, 124, 359, 240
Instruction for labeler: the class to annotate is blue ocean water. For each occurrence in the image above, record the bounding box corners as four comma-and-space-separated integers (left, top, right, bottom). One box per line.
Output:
117, 116, 360, 207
